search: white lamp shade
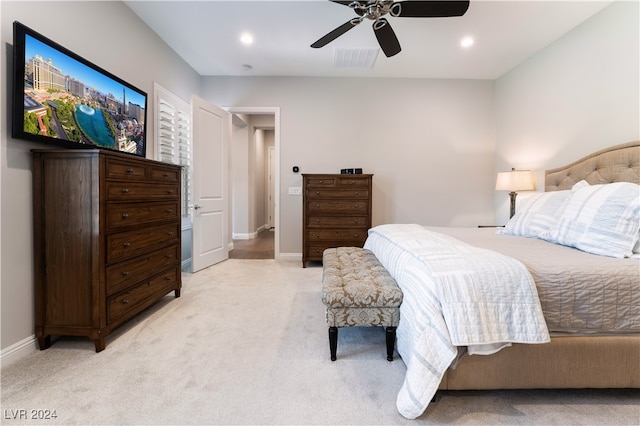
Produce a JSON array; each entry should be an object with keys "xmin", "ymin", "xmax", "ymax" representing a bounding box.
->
[{"xmin": 495, "ymin": 169, "xmax": 535, "ymax": 191}]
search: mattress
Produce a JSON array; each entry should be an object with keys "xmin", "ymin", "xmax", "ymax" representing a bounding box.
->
[{"xmin": 425, "ymin": 226, "xmax": 640, "ymax": 334}]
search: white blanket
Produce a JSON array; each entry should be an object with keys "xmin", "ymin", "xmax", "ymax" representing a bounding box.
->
[{"xmin": 363, "ymin": 224, "xmax": 550, "ymax": 419}]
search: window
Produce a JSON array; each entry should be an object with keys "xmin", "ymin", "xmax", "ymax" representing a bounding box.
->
[{"xmin": 154, "ymin": 83, "xmax": 192, "ymax": 216}]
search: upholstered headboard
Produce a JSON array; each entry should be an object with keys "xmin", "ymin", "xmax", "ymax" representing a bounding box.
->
[{"xmin": 545, "ymin": 141, "xmax": 640, "ymax": 191}]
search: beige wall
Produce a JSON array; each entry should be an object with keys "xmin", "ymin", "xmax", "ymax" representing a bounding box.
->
[
  {"xmin": 493, "ymin": 0, "xmax": 639, "ymax": 224},
  {"xmin": 201, "ymin": 77, "xmax": 497, "ymax": 255}
]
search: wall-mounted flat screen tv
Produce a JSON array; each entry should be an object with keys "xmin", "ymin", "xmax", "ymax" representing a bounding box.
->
[{"xmin": 12, "ymin": 21, "xmax": 147, "ymax": 157}]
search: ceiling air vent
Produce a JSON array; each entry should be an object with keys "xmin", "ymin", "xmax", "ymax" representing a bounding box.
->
[{"xmin": 334, "ymin": 48, "xmax": 379, "ymax": 69}]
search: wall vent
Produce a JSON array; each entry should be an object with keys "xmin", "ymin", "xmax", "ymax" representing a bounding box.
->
[{"xmin": 334, "ymin": 48, "xmax": 379, "ymax": 69}]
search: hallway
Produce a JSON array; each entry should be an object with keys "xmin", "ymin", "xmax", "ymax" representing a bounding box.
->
[{"xmin": 229, "ymin": 229, "xmax": 274, "ymax": 259}]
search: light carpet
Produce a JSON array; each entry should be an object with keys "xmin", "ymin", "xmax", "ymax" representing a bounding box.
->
[{"xmin": 1, "ymin": 259, "xmax": 638, "ymax": 425}]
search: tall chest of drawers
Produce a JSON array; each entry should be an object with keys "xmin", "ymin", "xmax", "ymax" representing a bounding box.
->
[
  {"xmin": 302, "ymin": 174, "xmax": 373, "ymax": 267},
  {"xmin": 32, "ymin": 149, "xmax": 182, "ymax": 352}
]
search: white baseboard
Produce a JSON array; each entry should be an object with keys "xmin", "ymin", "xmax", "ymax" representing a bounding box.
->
[
  {"xmin": 181, "ymin": 258, "xmax": 192, "ymax": 272},
  {"xmin": 1, "ymin": 335, "xmax": 38, "ymax": 368},
  {"xmin": 232, "ymin": 231, "xmax": 256, "ymax": 240},
  {"xmin": 233, "ymin": 224, "xmax": 269, "ymax": 240},
  {"xmin": 277, "ymin": 253, "xmax": 302, "ymax": 262}
]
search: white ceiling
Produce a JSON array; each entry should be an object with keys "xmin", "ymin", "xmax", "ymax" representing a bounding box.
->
[{"xmin": 125, "ymin": 0, "xmax": 612, "ymax": 79}]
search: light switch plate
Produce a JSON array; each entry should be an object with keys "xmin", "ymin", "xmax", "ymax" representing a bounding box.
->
[{"xmin": 288, "ymin": 187, "xmax": 302, "ymax": 195}]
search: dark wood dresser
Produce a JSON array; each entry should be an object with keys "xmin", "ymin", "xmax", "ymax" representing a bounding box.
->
[
  {"xmin": 302, "ymin": 174, "xmax": 373, "ymax": 267},
  {"xmin": 32, "ymin": 149, "xmax": 182, "ymax": 352}
]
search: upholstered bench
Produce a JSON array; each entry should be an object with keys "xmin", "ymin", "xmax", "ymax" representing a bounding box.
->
[{"xmin": 321, "ymin": 247, "xmax": 403, "ymax": 361}]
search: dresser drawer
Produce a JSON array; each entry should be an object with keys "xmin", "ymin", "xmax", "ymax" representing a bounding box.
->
[
  {"xmin": 307, "ymin": 229, "xmax": 368, "ymax": 242},
  {"xmin": 305, "ymin": 177, "xmax": 338, "ymax": 188},
  {"xmin": 107, "ymin": 223, "xmax": 180, "ymax": 263},
  {"xmin": 107, "ymin": 266, "xmax": 179, "ymax": 323},
  {"xmin": 106, "ymin": 201, "xmax": 179, "ymax": 229},
  {"xmin": 305, "ymin": 176, "xmax": 371, "ymax": 189},
  {"xmin": 106, "ymin": 246, "xmax": 179, "ymax": 295},
  {"xmin": 106, "ymin": 182, "xmax": 179, "ymax": 200},
  {"xmin": 305, "ymin": 189, "xmax": 369, "ymax": 199},
  {"xmin": 105, "ymin": 158, "xmax": 147, "ymax": 180},
  {"xmin": 307, "ymin": 216, "xmax": 369, "ymax": 228},
  {"xmin": 337, "ymin": 177, "xmax": 370, "ymax": 188},
  {"xmin": 307, "ymin": 200, "xmax": 369, "ymax": 214},
  {"xmin": 150, "ymin": 165, "xmax": 180, "ymax": 183},
  {"xmin": 307, "ymin": 240, "xmax": 366, "ymax": 259}
]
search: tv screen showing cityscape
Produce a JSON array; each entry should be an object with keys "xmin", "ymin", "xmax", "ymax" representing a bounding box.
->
[{"xmin": 12, "ymin": 21, "xmax": 147, "ymax": 157}]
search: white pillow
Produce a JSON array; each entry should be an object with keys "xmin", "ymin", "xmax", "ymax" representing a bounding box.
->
[
  {"xmin": 499, "ymin": 190, "xmax": 572, "ymax": 238},
  {"xmin": 545, "ymin": 182, "xmax": 640, "ymax": 258}
]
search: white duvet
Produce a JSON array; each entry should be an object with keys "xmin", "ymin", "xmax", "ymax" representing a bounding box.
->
[{"xmin": 363, "ymin": 224, "xmax": 550, "ymax": 419}]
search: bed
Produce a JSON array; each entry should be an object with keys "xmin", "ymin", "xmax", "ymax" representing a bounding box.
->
[{"xmin": 363, "ymin": 141, "xmax": 640, "ymax": 419}]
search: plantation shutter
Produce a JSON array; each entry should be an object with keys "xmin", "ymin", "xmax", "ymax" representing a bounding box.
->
[{"xmin": 154, "ymin": 83, "xmax": 192, "ymax": 216}]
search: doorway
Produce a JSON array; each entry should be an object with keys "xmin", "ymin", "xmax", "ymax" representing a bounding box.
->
[
  {"xmin": 227, "ymin": 107, "xmax": 280, "ymax": 260},
  {"xmin": 229, "ymin": 229, "xmax": 275, "ymax": 259}
]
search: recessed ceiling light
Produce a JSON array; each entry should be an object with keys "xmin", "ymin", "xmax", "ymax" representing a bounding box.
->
[
  {"xmin": 461, "ymin": 36, "xmax": 474, "ymax": 48},
  {"xmin": 240, "ymin": 33, "xmax": 253, "ymax": 45}
]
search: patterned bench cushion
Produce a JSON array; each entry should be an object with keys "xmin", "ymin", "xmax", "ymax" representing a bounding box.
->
[{"xmin": 322, "ymin": 247, "xmax": 402, "ymax": 309}]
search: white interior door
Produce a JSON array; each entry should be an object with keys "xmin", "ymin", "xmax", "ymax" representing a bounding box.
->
[{"xmin": 191, "ymin": 95, "xmax": 229, "ymax": 272}]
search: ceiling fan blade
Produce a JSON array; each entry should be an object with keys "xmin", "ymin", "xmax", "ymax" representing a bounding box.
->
[
  {"xmin": 391, "ymin": 1, "xmax": 470, "ymax": 18},
  {"xmin": 373, "ymin": 18, "xmax": 401, "ymax": 58},
  {"xmin": 311, "ymin": 19, "xmax": 361, "ymax": 48}
]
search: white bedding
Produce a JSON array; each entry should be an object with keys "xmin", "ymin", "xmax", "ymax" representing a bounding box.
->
[{"xmin": 363, "ymin": 224, "xmax": 550, "ymax": 419}]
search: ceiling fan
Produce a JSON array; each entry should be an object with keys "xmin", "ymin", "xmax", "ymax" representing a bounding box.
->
[{"xmin": 311, "ymin": 1, "xmax": 470, "ymax": 57}]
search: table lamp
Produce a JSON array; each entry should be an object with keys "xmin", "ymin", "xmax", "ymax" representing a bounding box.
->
[{"xmin": 496, "ymin": 168, "xmax": 535, "ymax": 218}]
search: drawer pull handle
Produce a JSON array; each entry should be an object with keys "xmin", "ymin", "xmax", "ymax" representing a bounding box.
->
[
  {"xmin": 354, "ymin": 204, "xmax": 359, "ymax": 208},
  {"xmin": 122, "ymin": 271, "xmax": 129, "ymax": 276},
  {"xmin": 166, "ymin": 254, "xmax": 172, "ymax": 258},
  {"xmin": 166, "ymin": 209, "xmax": 173, "ymax": 213},
  {"xmin": 167, "ymin": 232, "xmax": 174, "ymax": 236},
  {"xmin": 122, "ymin": 213, "xmax": 129, "ymax": 219},
  {"xmin": 350, "ymin": 180, "xmax": 355, "ymax": 184},
  {"xmin": 319, "ymin": 180, "xmax": 324, "ymax": 184},
  {"xmin": 316, "ymin": 191, "xmax": 320, "ymax": 195},
  {"xmin": 355, "ymin": 191, "xmax": 360, "ymax": 195},
  {"xmin": 126, "ymin": 168, "xmax": 134, "ymax": 174},
  {"xmin": 123, "ymin": 242, "xmax": 131, "ymax": 247},
  {"xmin": 165, "ymin": 276, "xmax": 172, "ymax": 281},
  {"xmin": 123, "ymin": 299, "xmax": 130, "ymax": 304},
  {"xmin": 316, "ymin": 204, "xmax": 320, "ymax": 207},
  {"xmin": 166, "ymin": 190, "xmax": 173, "ymax": 194},
  {"xmin": 163, "ymin": 173, "xmax": 169, "ymax": 178},
  {"xmin": 354, "ymin": 219, "xmax": 360, "ymax": 224},
  {"xmin": 122, "ymin": 188, "xmax": 130, "ymax": 194},
  {"xmin": 315, "ymin": 219, "xmax": 320, "ymax": 223}
]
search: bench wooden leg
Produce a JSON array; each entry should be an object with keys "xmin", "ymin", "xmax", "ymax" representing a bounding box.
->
[
  {"xmin": 386, "ymin": 326, "xmax": 397, "ymax": 361},
  {"xmin": 329, "ymin": 326, "xmax": 338, "ymax": 361}
]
